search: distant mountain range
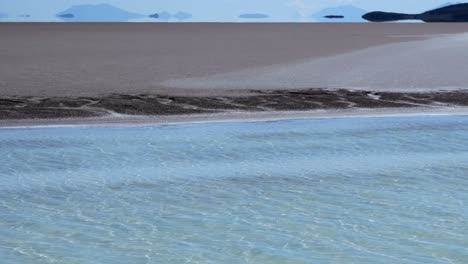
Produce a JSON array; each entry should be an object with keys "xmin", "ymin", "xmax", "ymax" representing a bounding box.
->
[
  {"xmin": 363, "ymin": 2, "xmax": 468, "ymax": 22},
  {"xmin": 2, "ymin": 2, "xmax": 461, "ymax": 23},
  {"xmin": 153, "ymin": 11, "xmax": 193, "ymax": 21},
  {"xmin": 56, "ymin": 4, "xmax": 193, "ymax": 22},
  {"xmin": 54, "ymin": 3, "xmax": 367, "ymax": 23},
  {"xmin": 0, "ymin": 12, "xmax": 33, "ymax": 20},
  {"xmin": 312, "ymin": 5, "xmax": 367, "ymax": 22},
  {"xmin": 56, "ymin": 4, "xmax": 144, "ymax": 22}
]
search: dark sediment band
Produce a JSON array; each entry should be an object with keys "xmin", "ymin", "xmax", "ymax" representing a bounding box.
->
[{"xmin": 1, "ymin": 89, "xmax": 468, "ymax": 120}]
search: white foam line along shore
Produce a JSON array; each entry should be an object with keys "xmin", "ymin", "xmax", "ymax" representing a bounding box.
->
[{"xmin": 2, "ymin": 107, "xmax": 468, "ymax": 129}]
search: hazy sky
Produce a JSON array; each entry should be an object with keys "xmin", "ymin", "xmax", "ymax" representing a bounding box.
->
[{"xmin": 0, "ymin": 0, "xmax": 464, "ymax": 22}]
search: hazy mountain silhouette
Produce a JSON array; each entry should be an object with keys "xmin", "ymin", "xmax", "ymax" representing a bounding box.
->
[
  {"xmin": 239, "ymin": 13, "xmax": 269, "ymax": 19},
  {"xmin": 157, "ymin": 12, "xmax": 171, "ymax": 21},
  {"xmin": 312, "ymin": 5, "xmax": 367, "ymax": 22},
  {"xmin": 57, "ymin": 13, "xmax": 74, "ymax": 19},
  {"xmin": 56, "ymin": 4, "xmax": 144, "ymax": 22},
  {"xmin": 0, "ymin": 12, "xmax": 7, "ymax": 20},
  {"xmin": 173, "ymin": 12, "xmax": 193, "ymax": 20},
  {"xmin": 149, "ymin": 11, "xmax": 192, "ymax": 21},
  {"xmin": 436, "ymin": 2, "xmax": 464, "ymax": 8},
  {"xmin": 363, "ymin": 3, "xmax": 468, "ymax": 22}
]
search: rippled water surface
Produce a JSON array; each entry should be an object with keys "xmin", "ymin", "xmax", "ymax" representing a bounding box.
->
[{"xmin": 1, "ymin": 116, "xmax": 468, "ymax": 263}]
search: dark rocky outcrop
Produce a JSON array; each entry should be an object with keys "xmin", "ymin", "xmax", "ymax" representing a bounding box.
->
[
  {"xmin": 313, "ymin": 5, "xmax": 366, "ymax": 22},
  {"xmin": 324, "ymin": 15, "xmax": 344, "ymax": 19},
  {"xmin": 363, "ymin": 3, "xmax": 468, "ymax": 22}
]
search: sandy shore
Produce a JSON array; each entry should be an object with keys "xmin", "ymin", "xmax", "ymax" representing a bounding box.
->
[
  {"xmin": 2, "ymin": 23, "xmax": 468, "ymax": 125},
  {"xmin": 2, "ymin": 23, "xmax": 468, "ymax": 97}
]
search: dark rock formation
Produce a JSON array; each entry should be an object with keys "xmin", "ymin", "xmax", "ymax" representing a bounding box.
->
[
  {"xmin": 313, "ymin": 5, "xmax": 366, "ymax": 22},
  {"xmin": 363, "ymin": 3, "xmax": 468, "ymax": 22},
  {"xmin": 324, "ymin": 15, "xmax": 345, "ymax": 19}
]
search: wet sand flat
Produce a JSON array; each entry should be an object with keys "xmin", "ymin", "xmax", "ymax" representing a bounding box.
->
[
  {"xmin": 167, "ymin": 31, "xmax": 468, "ymax": 92},
  {"xmin": 2, "ymin": 88, "xmax": 468, "ymax": 120},
  {"xmin": 3, "ymin": 23, "xmax": 468, "ymax": 97}
]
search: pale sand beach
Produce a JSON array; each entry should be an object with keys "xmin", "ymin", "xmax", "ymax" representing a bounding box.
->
[{"xmin": 2, "ymin": 23, "xmax": 468, "ymax": 123}]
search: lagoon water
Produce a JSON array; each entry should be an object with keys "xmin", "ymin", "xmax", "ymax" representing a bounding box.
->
[{"xmin": 1, "ymin": 116, "xmax": 468, "ymax": 263}]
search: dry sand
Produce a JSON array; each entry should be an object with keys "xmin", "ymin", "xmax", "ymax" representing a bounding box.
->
[{"xmin": 2, "ymin": 23, "xmax": 468, "ymax": 97}]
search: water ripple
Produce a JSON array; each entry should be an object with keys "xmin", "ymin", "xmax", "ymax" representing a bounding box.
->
[{"xmin": 1, "ymin": 116, "xmax": 467, "ymax": 263}]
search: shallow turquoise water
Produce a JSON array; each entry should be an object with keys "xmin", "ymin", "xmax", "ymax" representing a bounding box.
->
[{"xmin": 1, "ymin": 116, "xmax": 468, "ymax": 264}]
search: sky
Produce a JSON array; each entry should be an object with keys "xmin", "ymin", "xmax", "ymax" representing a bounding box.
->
[{"xmin": 0, "ymin": 0, "xmax": 464, "ymax": 22}]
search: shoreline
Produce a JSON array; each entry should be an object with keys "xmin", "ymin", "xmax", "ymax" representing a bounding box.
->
[
  {"xmin": 2, "ymin": 106, "xmax": 468, "ymax": 129},
  {"xmin": 3, "ymin": 24, "xmax": 468, "ymax": 128},
  {"xmin": 2, "ymin": 88, "xmax": 468, "ymax": 120},
  {"xmin": 3, "ymin": 88, "xmax": 468, "ymax": 128}
]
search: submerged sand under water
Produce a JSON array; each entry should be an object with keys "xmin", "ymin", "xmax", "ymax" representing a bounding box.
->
[{"xmin": 2, "ymin": 116, "xmax": 468, "ymax": 263}]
